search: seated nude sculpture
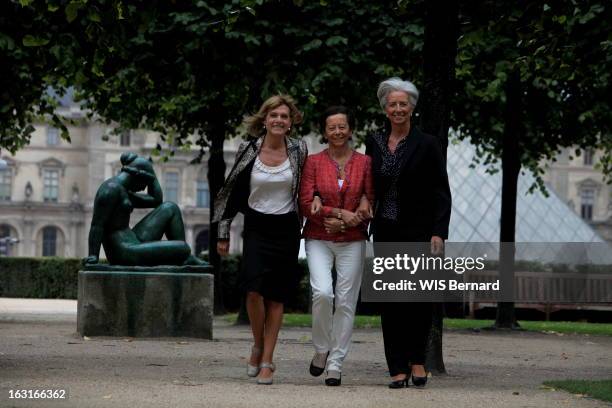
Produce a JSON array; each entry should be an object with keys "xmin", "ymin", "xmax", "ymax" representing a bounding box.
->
[{"xmin": 83, "ymin": 152, "xmax": 206, "ymax": 266}]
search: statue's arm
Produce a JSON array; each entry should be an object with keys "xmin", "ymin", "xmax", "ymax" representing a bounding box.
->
[
  {"xmin": 128, "ymin": 178, "xmax": 163, "ymax": 208},
  {"xmin": 84, "ymin": 189, "xmax": 117, "ymax": 264}
]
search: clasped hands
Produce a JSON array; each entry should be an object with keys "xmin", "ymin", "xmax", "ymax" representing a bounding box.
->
[{"xmin": 311, "ymin": 196, "xmax": 373, "ymax": 234}]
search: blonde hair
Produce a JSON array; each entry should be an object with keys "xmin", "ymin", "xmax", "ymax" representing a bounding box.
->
[{"xmin": 244, "ymin": 94, "xmax": 303, "ymax": 137}]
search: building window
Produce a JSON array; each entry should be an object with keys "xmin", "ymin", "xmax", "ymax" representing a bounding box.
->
[
  {"xmin": 0, "ymin": 168, "xmax": 11, "ymax": 201},
  {"xmin": 43, "ymin": 169, "xmax": 60, "ymax": 202},
  {"xmin": 196, "ymin": 180, "xmax": 210, "ymax": 208},
  {"xmin": 164, "ymin": 171, "xmax": 179, "ymax": 203},
  {"xmin": 42, "ymin": 226, "xmax": 57, "ymax": 256},
  {"xmin": 47, "ymin": 127, "xmax": 60, "ymax": 146},
  {"xmin": 583, "ymin": 148, "xmax": 594, "ymax": 166},
  {"xmin": 580, "ymin": 188, "xmax": 595, "ymax": 220},
  {"xmin": 195, "ymin": 229, "xmax": 209, "ymax": 255},
  {"xmin": 120, "ymin": 130, "xmax": 131, "ymax": 146}
]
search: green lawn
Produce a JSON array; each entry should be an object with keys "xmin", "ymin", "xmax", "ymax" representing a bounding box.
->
[
  {"xmin": 543, "ymin": 380, "xmax": 612, "ymax": 403},
  {"xmin": 222, "ymin": 313, "xmax": 612, "ymax": 336}
]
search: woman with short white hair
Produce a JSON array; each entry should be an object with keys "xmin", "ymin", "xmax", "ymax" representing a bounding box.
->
[{"xmin": 366, "ymin": 77, "xmax": 452, "ymax": 388}]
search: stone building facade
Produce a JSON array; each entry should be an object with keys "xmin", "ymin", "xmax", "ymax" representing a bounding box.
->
[
  {"xmin": 0, "ymin": 106, "xmax": 241, "ymax": 259},
  {"xmin": 542, "ymin": 147, "xmax": 612, "ymax": 244}
]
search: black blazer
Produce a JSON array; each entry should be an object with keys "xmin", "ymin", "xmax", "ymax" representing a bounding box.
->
[{"xmin": 365, "ymin": 127, "xmax": 452, "ymax": 241}]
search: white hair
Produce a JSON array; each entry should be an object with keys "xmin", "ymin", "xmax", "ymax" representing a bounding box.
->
[{"xmin": 377, "ymin": 77, "xmax": 419, "ymax": 110}]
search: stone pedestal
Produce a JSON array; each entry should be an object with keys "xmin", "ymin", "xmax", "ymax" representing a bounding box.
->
[{"xmin": 77, "ymin": 266, "xmax": 213, "ymax": 339}]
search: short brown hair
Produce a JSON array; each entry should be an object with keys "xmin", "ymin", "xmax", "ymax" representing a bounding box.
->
[{"xmin": 244, "ymin": 94, "xmax": 303, "ymax": 137}]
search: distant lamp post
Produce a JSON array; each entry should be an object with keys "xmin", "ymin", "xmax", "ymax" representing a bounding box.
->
[{"xmin": 0, "ymin": 236, "xmax": 20, "ymax": 256}]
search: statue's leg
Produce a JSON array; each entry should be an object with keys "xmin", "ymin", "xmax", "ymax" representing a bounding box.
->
[
  {"xmin": 133, "ymin": 202, "xmax": 186, "ymax": 242},
  {"xmin": 124, "ymin": 241, "xmax": 191, "ymax": 266},
  {"xmin": 105, "ymin": 232, "xmax": 191, "ymax": 266}
]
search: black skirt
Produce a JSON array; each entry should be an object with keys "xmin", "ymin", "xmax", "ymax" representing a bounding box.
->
[{"xmin": 240, "ymin": 207, "xmax": 301, "ymax": 304}]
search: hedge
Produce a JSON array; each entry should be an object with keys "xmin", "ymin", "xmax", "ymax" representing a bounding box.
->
[
  {"xmin": 0, "ymin": 256, "xmax": 312, "ymax": 312},
  {"xmin": 0, "ymin": 257, "xmax": 81, "ymax": 299}
]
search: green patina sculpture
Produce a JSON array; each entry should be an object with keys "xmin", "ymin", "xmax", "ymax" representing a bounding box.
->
[{"xmin": 83, "ymin": 152, "xmax": 207, "ymax": 267}]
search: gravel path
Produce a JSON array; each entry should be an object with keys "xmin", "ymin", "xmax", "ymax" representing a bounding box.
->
[{"xmin": 0, "ymin": 299, "xmax": 610, "ymax": 407}]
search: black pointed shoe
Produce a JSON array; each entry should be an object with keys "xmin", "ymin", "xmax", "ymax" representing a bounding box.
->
[
  {"xmin": 309, "ymin": 351, "xmax": 329, "ymax": 377},
  {"xmin": 411, "ymin": 374, "xmax": 428, "ymax": 388},
  {"xmin": 325, "ymin": 370, "xmax": 341, "ymax": 386},
  {"xmin": 388, "ymin": 377, "xmax": 409, "ymax": 389}
]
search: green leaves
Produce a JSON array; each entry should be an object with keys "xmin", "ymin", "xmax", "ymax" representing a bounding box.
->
[
  {"xmin": 22, "ymin": 35, "xmax": 50, "ymax": 47},
  {"xmin": 0, "ymin": 34, "xmax": 15, "ymax": 50},
  {"xmin": 325, "ymin": 35, "xmax": 347, "ymax": 46},
  {"xmin": 65, "ymin": 1, "xmax": 87, "ymax": 23},
  {"xmin": 302, "ymin": 38, "xmax": 322, "ymax": 51}
]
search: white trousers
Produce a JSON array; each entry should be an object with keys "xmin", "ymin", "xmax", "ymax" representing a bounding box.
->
[{"xmin": 305, "ymin": 239, "xmax": 365, "ymax": 372}]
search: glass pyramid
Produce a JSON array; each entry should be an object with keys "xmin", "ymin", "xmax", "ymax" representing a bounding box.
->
[
  {"xmin": 446, "ymin": 139, "xmax": 612, "ymax": 264},
  {"xmin": 447, "ymin": 138, "xmax": 606, "ymax": 243}
]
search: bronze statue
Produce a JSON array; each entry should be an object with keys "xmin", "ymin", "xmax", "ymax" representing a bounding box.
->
[{"xmin": 83, "ymin": 152, "xmax": 206, "ymax": 266}]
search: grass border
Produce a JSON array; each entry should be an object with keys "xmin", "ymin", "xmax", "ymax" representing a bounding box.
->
[
  {"xmin": 221, "ymin": 313, "xmax": 612, "ymax": 336},
  {"xmin": 543, "ymin": 379, "xmax": 612, "ymax": 403}
]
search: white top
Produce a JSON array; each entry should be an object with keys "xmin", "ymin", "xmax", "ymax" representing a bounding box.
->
[
  {"xmin": 248, "ymin": 156, "xmax": 294, "ymax": 214},
  {"xmin": 338, "ymin": 179, "xmax": 344, "ymax": 189}
]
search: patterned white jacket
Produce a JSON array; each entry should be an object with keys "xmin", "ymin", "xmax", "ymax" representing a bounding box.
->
[{"xmin": 212, "ymin": 136, "xmax": 308, "ymax": 240}]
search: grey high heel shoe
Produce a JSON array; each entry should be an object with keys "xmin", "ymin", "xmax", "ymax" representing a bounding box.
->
[
  {"xmin": 247, "ymin": 346, "xmax": 262, "ymax": 377},
  {"xmin": 256, "ymin": 362, "xmax": 276, "ymax": 385}
]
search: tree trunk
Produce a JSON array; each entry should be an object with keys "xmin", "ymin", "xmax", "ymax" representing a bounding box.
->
[
  {"xmin": 495, "ymin": 70, "xmax": 522, "ymax": 329},
  {"xmin": 419, "ymin": 0, "xmax": 458, "ymax": 375},
  {"xmin": 208, "ymin": 112, "xmax": 227, "ymax": 315}
]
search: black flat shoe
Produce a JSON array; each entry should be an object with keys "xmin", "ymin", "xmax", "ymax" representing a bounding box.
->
[
  {"xmin": 411, "ymin": 374, "xmax": 428, "ymax": 388},
  {"xmin": 388, "ymin": 378, "xmax": 409, "ymax": 389},
  {"xmin": 325, "ymin": 371, "xmax": 341, "ymax": 386},
  {"xmin": 309, "ymin": 352, "xmax": 329, "ymax": 377}
]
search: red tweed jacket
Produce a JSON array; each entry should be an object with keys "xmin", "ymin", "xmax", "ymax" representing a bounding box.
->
[{"xmin": 300, "ymin": 149, "xmax": 375, "ymax": 242}]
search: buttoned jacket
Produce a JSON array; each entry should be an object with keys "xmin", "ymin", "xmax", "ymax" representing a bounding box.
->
[
  {"xmin": 213, "ymin": 136, "xmax": 308, "ymax": 240},
  {"xmin": 365, "ymin": 127, "xmax": 451, "ymax": 240},
  {"xmin": 299, "ymin": 150, "xmax": 375, "ymax": 242}
]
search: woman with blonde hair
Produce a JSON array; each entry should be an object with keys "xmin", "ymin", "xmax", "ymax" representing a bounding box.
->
[{"xmin": 213, "ymin": 94, "xmax": 308, "ymax": 385}]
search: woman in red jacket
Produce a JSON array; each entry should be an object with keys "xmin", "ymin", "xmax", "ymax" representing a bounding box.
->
[{"xmin": 299, "ymin": 106, "xmax": 374, "ymax": 386}]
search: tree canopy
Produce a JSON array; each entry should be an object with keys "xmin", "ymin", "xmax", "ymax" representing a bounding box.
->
[
  {"xmin": 453, "ymin": 0, "xmax": 612, "ymax": 187},
  {"xmin": 1, "ymin": 0, "xmax": 427, "ymax": 157}
]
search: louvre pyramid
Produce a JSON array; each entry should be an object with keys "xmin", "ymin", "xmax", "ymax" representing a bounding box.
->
[
  {"xmin": 445, "ymin": 138, "xmax": 612, "ymax": 265},
  {"xmin": 447, "ymin": 138, "xmax": 606, "ymax": 243}
]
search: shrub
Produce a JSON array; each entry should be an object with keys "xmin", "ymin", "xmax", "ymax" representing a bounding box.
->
[{"xmin": 0, "ymin": 257, "xmax": 81, "ymax": 299}]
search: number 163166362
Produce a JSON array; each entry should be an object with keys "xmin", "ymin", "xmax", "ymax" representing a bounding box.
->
[{"xmin": 8, "ymin": 389, "xmax": 68, "ymax": 399}]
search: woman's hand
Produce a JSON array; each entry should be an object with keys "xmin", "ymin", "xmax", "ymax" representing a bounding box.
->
[
  {"xmin": 217, "ymin": 240, "xmax": 230, "ymax": 256},
  {"xmin": 311, "ymin": 196, "xmax": 322, "ymax": 215},
  {"xmin": 430, "ymin": 236, "xmax": 444, "ymax": 256},
  {"xmin": 341, "ymin": 209, "xmax": 363, "ymax": 228},
  {"xmin": 356, "ymin": 196, "xmax": 373, "ymax": 220},
  {"xmin": 323, "ymin": 217, "xmax": 345, "ymax": 234}
]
